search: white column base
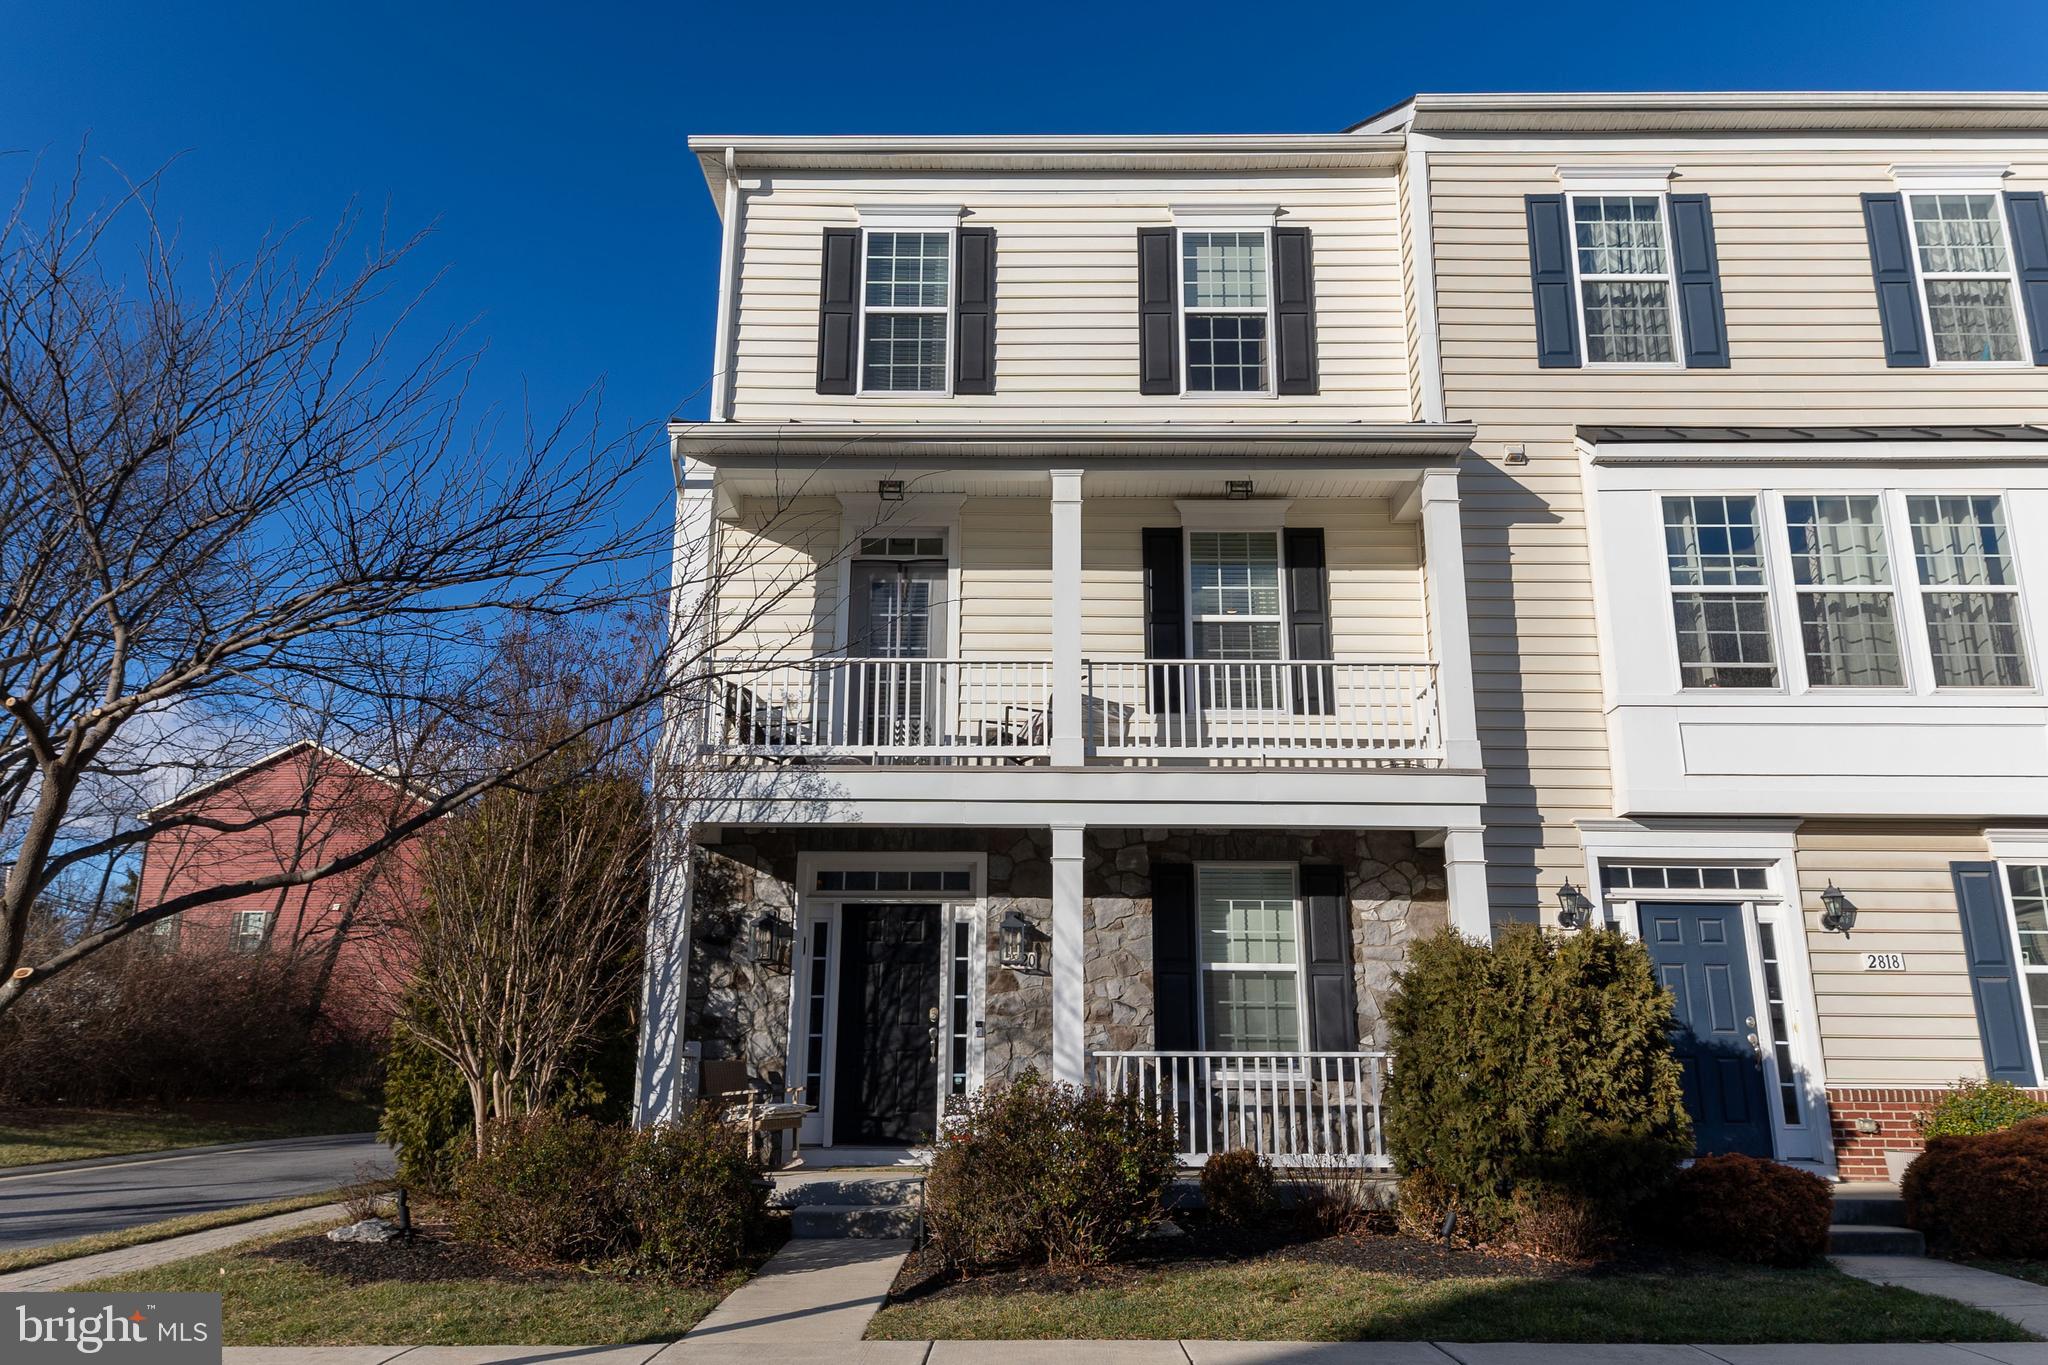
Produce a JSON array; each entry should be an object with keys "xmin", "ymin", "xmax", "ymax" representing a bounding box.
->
[{"xmin": 1051, "ymin": 823, "xmax": 1086, "ymax": 1086}]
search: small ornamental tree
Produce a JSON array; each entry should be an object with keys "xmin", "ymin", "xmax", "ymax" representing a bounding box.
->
[{"xmin": 1383, "ymin": 926, "xmax": 1691, "ymax": 1242}]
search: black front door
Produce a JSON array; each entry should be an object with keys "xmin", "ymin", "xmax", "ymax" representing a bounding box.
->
[
  {"xmin": 1640, "ymin": 901, "xmax": 1774, "ymax": 1158},
  {"xmin": 833, "ymin": 904, "xmax": 942, "ymax": 1144}
]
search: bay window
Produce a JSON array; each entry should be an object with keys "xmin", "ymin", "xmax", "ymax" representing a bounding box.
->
[
  {"xmin": 1664, "ymin": 494, "xmax": 1777, "ymax": 688},
  {"xmin": 1197, "ymin": 866, "xmax": 1301, "ymax": 1052},
  {"xmin": 1784, "ymin": 495, "xmax": 1904, "ymax": 687}
]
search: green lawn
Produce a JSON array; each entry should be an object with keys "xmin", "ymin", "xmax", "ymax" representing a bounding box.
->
[
  {"xmin": 78, "ymin": 1221, "xmax": 745, "ymax": 1347},
  {"xmin": 0, "ymin": 1099, "xmax": 379, "ymax": 1168},
  {"xmin": 868, "ymin": 1259, "xmax": 2034, "ymax": 1343}
]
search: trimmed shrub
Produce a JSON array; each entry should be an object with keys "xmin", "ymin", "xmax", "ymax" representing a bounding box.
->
[
  {"xmin": 1655, "ymin": 1154, "xmax": 1832, "ymax": 1266},
  {"xmin": 1918, "ymin": 1078, "xmax": 2048, "ymax": 1139},
  {"xmin": 1904, "ymin": 1117, "xmax": 2048, "ymax": 1257},
  {"xmin": 618, "ymin": 1108, "xmax": 770, "ymax": 1283},
  {"xmin": 454, "ymin": 1113, "xmax": 631, "ymax": 1262},
  {"xmin": 1200, "ymin": 1148, "xmax": 1277, "ymax": 1227},
  {"xmin": 1384, "ymin": 926, "xmax": 1692, "ymax": 1244},
  {"xmin": 924, "ymin": 1070, "xmax": 1177, "ymax": 1270}
]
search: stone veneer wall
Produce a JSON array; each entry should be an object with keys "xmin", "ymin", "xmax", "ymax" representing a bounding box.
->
[{"xmin": 686, "ymin": 827, "xmax": 1448, "ymax": 1095}]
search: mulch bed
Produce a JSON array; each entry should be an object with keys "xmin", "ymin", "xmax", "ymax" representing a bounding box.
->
[
  {"xmin": 886, "ymin": 1210, "xmax": 1608, "ymax": 1304},
  {"xmin": 261, "ymin": 1221, "xmax": 583, "ymax": 1286}
]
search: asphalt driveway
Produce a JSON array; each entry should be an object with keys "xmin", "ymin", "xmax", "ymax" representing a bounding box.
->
[{"xmin": 0, "ymin": 1131, "xmax": 392, "ymax": 1252}]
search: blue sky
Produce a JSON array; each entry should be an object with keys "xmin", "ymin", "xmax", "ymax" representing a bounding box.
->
[{"xmin": 7, "ymin": 0, "xmax": 2048, "ymax": 526}]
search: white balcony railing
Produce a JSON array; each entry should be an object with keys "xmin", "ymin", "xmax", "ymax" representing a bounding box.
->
[
  {"xmin": 709, "ymin": 656, "xmax": 1054, "ymax": 761},
  {"xmin": 1083, "ymin": 659, "xmax": 1440, "ymax": 762},
  {"xmin": 1092, "ymin": 1049, "xmax": 1391, "ymax": 1169}
]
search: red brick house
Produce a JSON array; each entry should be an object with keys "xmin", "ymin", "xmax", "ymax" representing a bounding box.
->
[{"xmin": 136, "ymin": 741, "xmax": 430, "ymax": 1040}]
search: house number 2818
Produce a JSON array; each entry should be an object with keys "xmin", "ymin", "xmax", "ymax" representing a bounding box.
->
[{"xmin": 1863, "ymin": 952, "xmax": 1906, "ymax": 972}]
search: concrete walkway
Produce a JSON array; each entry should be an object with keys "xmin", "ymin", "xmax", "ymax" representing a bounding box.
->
[
  {"xmin": 0, "ymin": 1201, "xmax": 346, "ymax": 1291},
  {"xmin": 1837, "ymin": 1255, "xmax": 2048, "ymax": 1338},
  {"xmin": 666, "ymin": 1236, "xmax": 914, "ymax": 1350},
  {"xmin": 214, "ymin": 1345, "xmax": 2048, "ymax": 1363}
]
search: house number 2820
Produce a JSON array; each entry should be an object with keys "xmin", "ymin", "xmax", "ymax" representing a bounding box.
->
[{"xmin": 1862, "ymin": 952, "xmax": 1906, "ymax": 972}]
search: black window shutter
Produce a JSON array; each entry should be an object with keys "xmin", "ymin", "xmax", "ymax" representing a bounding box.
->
[
  {"xmin": 1151, "ymin": 862, "xmax": 1199, "ymax": 1049},
  {"xmin": 1138, "ymin": 227, "xmax": 1180, "ymax": 394},
  {"xmin": 1283, "ymin": 526, "xmax": 1335, "ymax": 715},
  {"xmin": 954, "ymin": 227, "xmax": 997, "ymax": 392},
  {"xmin": 2004, "ymin": 193, "xmax": 2048, "ymax": 367},
  {"xmin": 816, "ymin": 227, "xmax": 861, "ymax": 394},
  {"xmin": 1524, "ymin": 195, "xmax": 1582, "ymax": 369},
  {"xmin": 1301, "ymin": 864, "xmax": 1358, "ymax": 1052},
  {"xmin": 1952, "ymin": 862, "xmax": 2039, "ymax": 1085},
  {"xmin": 1861, "ymin": 193, "xmax": 1931, "ymax": 368},
  {"xmin": 1273, "ymin": 225, "xmax": 1319, "ymax": 394},
  {"xmin": 1142, "ymin": 527, "xmax": 1187, "ymax": 714},
  {"xmin": 1668, "ymin": 194, "xmax": 1731, "ymax": 369}
]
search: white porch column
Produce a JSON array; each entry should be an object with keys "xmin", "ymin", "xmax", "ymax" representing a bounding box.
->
[
  {"xmin": 635, "ymin": 452, "xmax": 718, "ymax": 1125},
  {"xmin": 1444, "ymin": 826, "xmax": 1492, "ymax": 942},
  {"xmin": 1051, "ymin": 822, "xmax": 1087, "ymax": 1087},
  {"xmin": 1050, "ymin": 469, "xmax": 1086, "ymax": 767},
  {"xmin": 1417, "ymin": 466, "xmax": 1483, "ymax": 770}
]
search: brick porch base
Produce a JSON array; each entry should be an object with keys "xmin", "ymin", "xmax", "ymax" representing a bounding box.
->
[{"xmin": 1826, "ymin": 1085, "xmax": 2048, "ymax": 1180}]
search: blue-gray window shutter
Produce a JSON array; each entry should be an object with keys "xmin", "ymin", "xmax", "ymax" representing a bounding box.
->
[
  {"xmin": 954, "ymin": 227, "xmax": 997, "ymax": 393},
  {"xmin": 2003, "ymin": 192, "xmax": 2048, "ymax": 367},
  {"xmin": 816, "ymin": 227, "xmax": 860, "ymax": 394},
  {"xmin": 1273, "ymin": 225, "xmax": 1319, "ymax": 394},
  {"xmin": 1142, "ymin": 527, "xmax": 1186, "ymax": 715},
  {"xmin": 1668, "ymin": 194, "xmax": 1730, "ymax": 369},
  {"xmin": 1302, "ymin": 863, "xmax": 1358, "ymax": 1051},
  {"xmin": 1151, "ymin": 862, "xmax": 1199, "ymax": 1049},
  {"xmin": 1524, "ymin": 195, "xmax": 1581, "ymax": 368},
  {"xmin": 1952, "ymin": 862, "xmax": 2039, "ymax": 1085},
  {"xmin": 1283, "ymin": 527, "xmax": 1334, "ymax": 715},
  {"xmin": 1138, "ymin": 227, "xmax": 1180, "ymax": 394},
  {"xmin": 1861, "ymin": 193, "xmax": 1930, "ymax": 368}
]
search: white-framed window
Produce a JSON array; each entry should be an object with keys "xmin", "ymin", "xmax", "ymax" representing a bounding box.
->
[
  {"xmin": 1783, "ymin": 495, "xmax": 1905, "ymax": 688},
  {"xmin": 1999, "ymin": 863, "xmax": 2048, "ymax": 1071},
  {"xmin": 1196, "ymin": 865, "xmax": 1302, "ymax": 1052},
  {"xmin": 230, "ymin": 910, "xmax": 269, "ymax": 954},
  {"xmin": 1568, "ymin": 193, "xmax": 1680, "ymax": 366},
  {"xmin": 1906, "ymin": 494, "xmax": 2032, "ymax": 687},
  {"xmin": 1187, "ymin": 529, "xmax": 1285, "ymax": 706},
  {"xmin": 1179, "ymin": 229, "xmax": 1272, "ymax": 394},
  {"xmin": 1904, "ymin": 193, "xmax": 2031, "ymax": 365},
  {"xmin": 1663, "ymin": 494, "xmax": 1777, "ymax": 688},
  {"xmin": 860, "ymin": 229, "xmax": 952, "ymax": 393}
]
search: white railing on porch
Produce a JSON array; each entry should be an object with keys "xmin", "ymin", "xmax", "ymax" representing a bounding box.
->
[
  {"xmin": 708, "ymin": 656, "xmax": 1054, "ymax": 760},
  {"xmin": 1091, "ymin": 1050, "xmax": 1391, "ymax": 1169},
  {"xmin": 1083, "ymin": 660, "xmax": 1440, "ymax": 762}
]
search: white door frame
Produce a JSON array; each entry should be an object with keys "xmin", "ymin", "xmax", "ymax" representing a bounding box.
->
[{"xmin": 789, "ymin": 851, "xmax": 987, "ymax": 1148}]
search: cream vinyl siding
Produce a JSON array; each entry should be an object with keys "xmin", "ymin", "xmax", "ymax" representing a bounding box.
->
[
  {"xmin": 959, "ymin": 498, "xmax": 1053, "ymax": 657},
  {"xmin": 727, "ymin": 170, "xmax": 1411, "ymax": 421},
  {"xmin": 1795, "ymin": 822, "xmax": 1990, "ymax": 1086},
  {"xmin": 715, "ymin": 497, "xmax": 840, "ymax": 658},
  {"xmin": 1425, "ymin": 142, "xmax": 2048, "ymax": 918}
]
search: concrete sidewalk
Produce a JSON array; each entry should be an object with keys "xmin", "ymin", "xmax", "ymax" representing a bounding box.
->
[
  {"xmin": 0, "ymin": 1202, "xmax": 347, "ymax": 1291},
  {"xmin": 214, "ymin": 1344, "xmax": 2048, "ymax": 1363},
  {"xmin": 1835, "ymin": 1256, "xmax": 2048, "ymax": 1339}
]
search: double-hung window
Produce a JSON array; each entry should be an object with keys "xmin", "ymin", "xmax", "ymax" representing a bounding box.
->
[
  {"xmin": 1197, "ymin": 866, "xmax": 1301, "ymax": 1052},
  {"xmin": 230, "ymin": 910, "xmax": 269, "ymax": 954},
  {"xmin": 1908, "ymin": 494, "xmax": 2032, "ymax": 687},
  {"xmin": 2000, "ymin": 864, "xmax": 2048, "ymax": 1067},
  {"xmin": 1784, "ymin": 495, "xmax": 1904, "ymax": 687},
  {"xmin": 1188, "ymin": 530, "xmax": 1284, "ymax": 706},
  {"xmin": 1905, "ymin": 193, "xmax": 2030, "ymax": 364},
  {"xmin": 1664, "ymin": 495, "xmax": 1777, "ymax": 688},
  {"xmin": 1570, "ymin": 194, "xmax": 1679, "ymax": 365},
  {"xmin": 1180, "ymin": 230, "xmax": 1271, "ymax": 393},
  {"xmin": 861, "ymin": 230, "xmax": 951, "ymax": 392}
]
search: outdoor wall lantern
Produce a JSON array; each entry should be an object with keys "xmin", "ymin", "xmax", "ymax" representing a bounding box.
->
[
  {"xmin": 1555, "ymin": 879, "xmax": 1596, "ymax": 931},
  {"xmin": 1225, "ymin": 479, "xmax": 1255, "ymax": 500},
  {"xmin": 750, "ymin": 911, "xmax": 794, "ymax": 973},
  {"xmin": 878, "ymin": 479, "xmax": 906, "ymax": 502},
  {"xmin": 1818, "ymin": 882, "xmax": 1857, "ymax": 936},
  {"xmin": 998, "ymin": 910, "xmax": 1049, "ymax": 974}
]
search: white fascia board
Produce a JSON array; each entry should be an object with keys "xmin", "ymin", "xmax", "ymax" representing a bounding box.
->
[{"xmin": 1404, "ymin": 90, "xmax": 2048, "ymax": 133}]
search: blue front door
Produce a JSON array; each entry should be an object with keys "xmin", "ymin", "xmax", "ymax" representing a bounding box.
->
[{"xmin": 1639, "ymin": 901, "xmax": 1774, "ymax": 1158}]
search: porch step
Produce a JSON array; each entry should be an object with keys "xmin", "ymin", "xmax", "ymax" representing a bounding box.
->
[
  {"xmin": 1832, "ymin": 1194, "xmax": 1908, "ymax": 1227},
  {"xmin": 767, "ymin": 1174, "xmax": 926, "ymax": 1210},
  {"xmin": 790, "ymin": 1201, "xmax": 921, "ymax": 1239},
  {"xmin": 1827, "ymin": 1223, "xmax": 1926, "ymax": 1256}
]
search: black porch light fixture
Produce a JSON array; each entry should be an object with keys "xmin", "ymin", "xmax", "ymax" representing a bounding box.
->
[
  {"xmin": 750, "ymin": 911, "xmax": 794, "ymax": 973},
  {"xmin": 878, "ymin": 479, "xmax": 906, "ymax": 502},
  {"xmin": 998, "ymin": 910, "xmax": 1048, "ymax": 974},
  {"xmin": 1555, "ymin": 879, "xmax": 1596, "ymax": 931},
  {"xmin": 1225, "ymin": 479, "xmax": 1255, "ymax": 500},
  {"xmin": 1818, "ymin": 882, "xmax": 1857, "ymax": 936}
]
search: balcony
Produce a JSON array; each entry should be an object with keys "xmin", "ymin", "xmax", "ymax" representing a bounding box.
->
[{"xmin": 707, "ymin": 656, "xmax": 1443, "ymax": 767}]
